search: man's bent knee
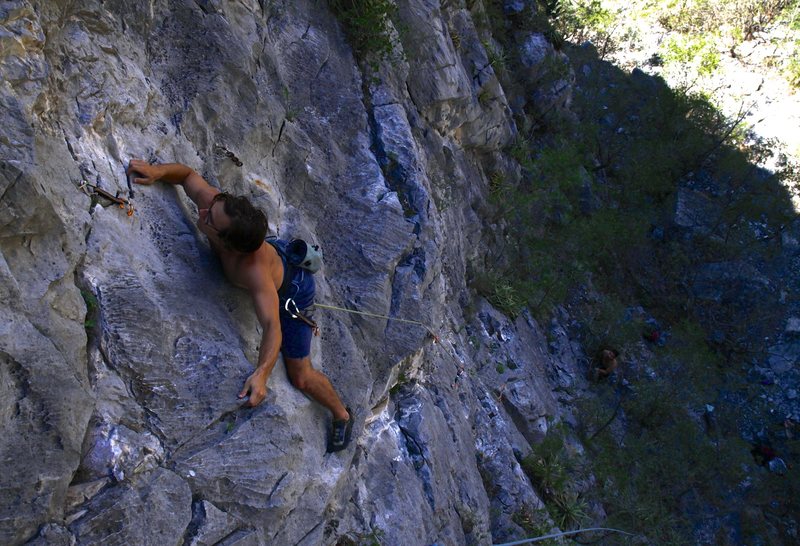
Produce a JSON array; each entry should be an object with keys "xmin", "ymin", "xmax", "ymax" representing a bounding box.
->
[
  {"xmin": 290, "ymin": 372, "xmax": 312, "ymax": 391},
  {"xmin": 286, "ymin": 356, "xmax": 313, "ymax": 391}
]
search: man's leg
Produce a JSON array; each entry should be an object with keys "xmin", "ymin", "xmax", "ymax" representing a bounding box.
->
[{"xmin": 285, "ymin": 356, "xmax": 349, "ymax": 421}]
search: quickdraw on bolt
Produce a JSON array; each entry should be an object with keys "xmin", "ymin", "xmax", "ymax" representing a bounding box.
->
[
  {"xmin": 215, "ymin": 145, "xmax": 243, "ymax": 167},
  {"xmin": 79, "ymin": 180, "xmax": 135, "ymax": 216}
]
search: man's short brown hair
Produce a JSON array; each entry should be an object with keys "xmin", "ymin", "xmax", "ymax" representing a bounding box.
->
[{"xmin": 212, "ymin": 193, "xmax": 268, "ymax": 253}]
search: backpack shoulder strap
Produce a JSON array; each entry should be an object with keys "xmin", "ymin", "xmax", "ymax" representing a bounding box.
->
[{"xmin": 265, "ymin": 238, "xmax": 293, "ymax": 299}]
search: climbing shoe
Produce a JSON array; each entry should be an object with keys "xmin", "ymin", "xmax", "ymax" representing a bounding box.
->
[{"xmin": 328, "ymin": 407, "xmax": 353, "ymax": 453}]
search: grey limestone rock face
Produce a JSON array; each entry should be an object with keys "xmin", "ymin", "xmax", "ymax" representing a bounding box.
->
[
  {"xmin": 519, "ymin": 33, "xmax": 553, "ymax": 70},
  {"xmin": 1, "ymin": 3, "xmax": 94, "ymax": 542},
  {"xmin": 517, "ymin": 32, "xmax": 574, "ymax": 114},
  {"xmin": 674, "ymin": 187, "xmax": 720, "ymax": 234},
  {"xmin": 396, "ymin": 1, "xmax": 516, "ymax": 151},
  {"xmin": 67, "ymin": 468, "xmax": 192, "ymax": 545},
  {"xmin": 185, "ymin": 500, "xmax": 246, "ymax": 546},
  {"xmin": 24, "ymin": 523, "xmax": 75, "ymax": 546},
  {"xmin": 1, "ymin": 1, "xmax": 583, "ymax": 545}
]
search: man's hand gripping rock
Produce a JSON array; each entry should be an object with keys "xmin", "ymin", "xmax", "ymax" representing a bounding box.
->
[{"xmin": 238, "ymin": 369, "xmax": 269, "ymax": 407}]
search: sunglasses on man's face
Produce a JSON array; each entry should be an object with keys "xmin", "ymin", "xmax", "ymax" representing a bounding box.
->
[{"xmin": 205, "ymin": 200, "xmax": 220, "ymax": 231}]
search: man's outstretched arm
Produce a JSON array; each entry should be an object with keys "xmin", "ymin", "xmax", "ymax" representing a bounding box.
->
[
  {"xmin": 127, "ymin": 160, "xmax": 218, "ymax": 208},
  {"xmin": 238, "ymin": 285, "xmax": 283, "ymax": 407}
]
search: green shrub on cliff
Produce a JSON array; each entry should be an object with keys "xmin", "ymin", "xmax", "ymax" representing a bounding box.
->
[
  {"xmin": 660, "ymin": 34, "xmax": 720, "ymax": 77},
  {"xmin": 329, "ymin": 0, "xmax": 397, "ymax": 59},
  {"xmin": 786, "ymin": 41, "xmax": 800, "ymax": 87},
  {"xmin": 658, "ymin": 0, "xmax": 797, "ymax": 40},
  {"xmin": 521, "ymin": 426, "xmax": 589, "ymax": 530},
  {"xmin": 551, "ymin": 0, "xmax": 617, "ymax": 54}
]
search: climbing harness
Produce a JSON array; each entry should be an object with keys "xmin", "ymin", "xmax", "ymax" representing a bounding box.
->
[
  {"xmin": 312, "ymin": 302, "xmax": 440, "ymax": 343},
  {"xmin": 79, "ymin": 180, "xmax": 135, "ymax": 216},
  {"xmin": 267, "ymin": 237, "xmax": 438, "ymax": 342}
]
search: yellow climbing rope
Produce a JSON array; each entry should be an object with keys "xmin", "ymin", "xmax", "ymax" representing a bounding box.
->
[{"xmin": 313, "ymin": 302, "xmax": 440, "ymax": 343}]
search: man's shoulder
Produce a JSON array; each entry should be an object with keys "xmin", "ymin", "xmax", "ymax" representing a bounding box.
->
[
  {"xmin": 258, "ymin": 241, "xmax": 283, "ymax": 270},
  {"xmin": 239, "ymin": 243, "xmax": 281, "ymax": 291}
]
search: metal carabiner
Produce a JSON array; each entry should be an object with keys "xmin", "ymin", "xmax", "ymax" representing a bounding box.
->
[
  {"xmin": 283, "ymin": 298, "xmax": 320, "ymax": 336},
  {"xmin": 284, "ymin": 298, "xmax": 300, "ymax": 319}
]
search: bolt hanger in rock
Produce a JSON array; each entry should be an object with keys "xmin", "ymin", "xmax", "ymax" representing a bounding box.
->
[{"xmin": 78, "ymin": 180, "xmax": 135, "ymax": 217}]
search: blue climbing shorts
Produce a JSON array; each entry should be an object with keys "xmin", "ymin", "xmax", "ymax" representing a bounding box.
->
[{"xmin": 279, "ymin": 266, "xmax": 316, "ymax": 359}]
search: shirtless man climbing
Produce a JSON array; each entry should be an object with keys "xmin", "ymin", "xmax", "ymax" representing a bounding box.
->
[{"xmin": 127, "ymin": 160, "xmax": 352, "ymax": 452}]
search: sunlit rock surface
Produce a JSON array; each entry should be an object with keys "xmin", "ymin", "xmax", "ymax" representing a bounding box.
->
[{"xmin": 0, "ymin": 1, "xmax": 581, "ymax": 544}]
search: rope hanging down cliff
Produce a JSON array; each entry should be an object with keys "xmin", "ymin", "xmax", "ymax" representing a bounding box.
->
[{"xmin": 312, "ymin": 302, "xmax": 440, "ymax": 343}]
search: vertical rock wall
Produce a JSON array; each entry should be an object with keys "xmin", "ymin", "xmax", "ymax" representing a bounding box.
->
[{"xmin": 0, "ymin": 1, "xmax": 581, "ymax": 544}]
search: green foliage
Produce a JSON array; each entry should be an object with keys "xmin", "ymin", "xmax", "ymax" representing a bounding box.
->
[
  {"xmin": 521, "ymin": 427, "xmax": 590, "ymax": 530},
  {"xmin": 505, "ymin": 140, "xmax": 587, "ymax": 224},
  {"xmin": 282, "ymin": 86, "xmax": 298, "ymax": 122},
  {"xmin": 477, "ymin": 87, "xmax": 493, "ymax": 106},
  {"xmin": 482, "ymin": 39, "xmax": 509, "ymax": 73},
  {"xmin": 509, "ymin": 134, "xmax": 535, "ymax": 171},
  {"xmin": 486, "ymin": 280, "xmax": 526, "ymax": 318},
  {"xmin": 500, "ymin": 55, "xmax": 792, "ymax": 526},
  {"xmin": 489, "ymin": 55, "xmax": 731, "ymax": 318},
  {"xmin": 511, "ymin": 507, "xmax": 561, "ymax": 545},
  {"xmin": 531, "ymin": 141, "xmax": 586, "ymax": 206},
  {"xmin": 521, "ymin": 430, "xmax": 573, "ymax": 497},
  {"xmin": 785, "ymin": 41, "xmax": 800, "ymax": 87},
  {"xmin": 658, "ymin": 0, "xmax": 796, "ymax": 39},
  {"xmin": 449, "ymin": 28, "xmax": 462, "ymax": 51},
  {"xmin": 579, "ymin": 393, "xmax": 690, "ymax": 540},
  {"xmin": 667, "ymin": 320, "xmax": 724, "ymax": 396},
  {"xmin": 649, "ymin": 0, "xmax": 800, "ymax": 84},
  {"xmin": 484, "ymin": 12, "xmax": 792, "ymax": 330},
  {"xmin": 329, "ymin": 0, "xmax": 398, "ymax": 60},
  {"xmin": 570, "ymin": 319, "xmax": 772, "ymax": 542},
  {"xmin": 552, "ymin": 0, "xmax": 617, "ymax": 52},
  {"xmin": 582, "ymin": 297, "xmax": 642, "ymax": 351},
  {"xmin": 488, "ymin": 172, "xmax": 508, "ymax": 197},
  {"xmin": 549, "ymin": 492, "xmax": 589, "ymax": 529},
  {"xmin": 389, "ymin": 371, "xmax": 410, "ymax": 395},
  {"xmin": 776, "ymin": 154, "xmax": 800, "ymax": 196},
  {"xmin": 335, "ymin": 527, "xmax": 385, "ymax": 546},
  {"xmin": 81, "ymin": 289, "xmax": 98, "ymax": 330},
  {"xmin": 660, "ymin": 34, "xmax": 720, "ymax": 77}
]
